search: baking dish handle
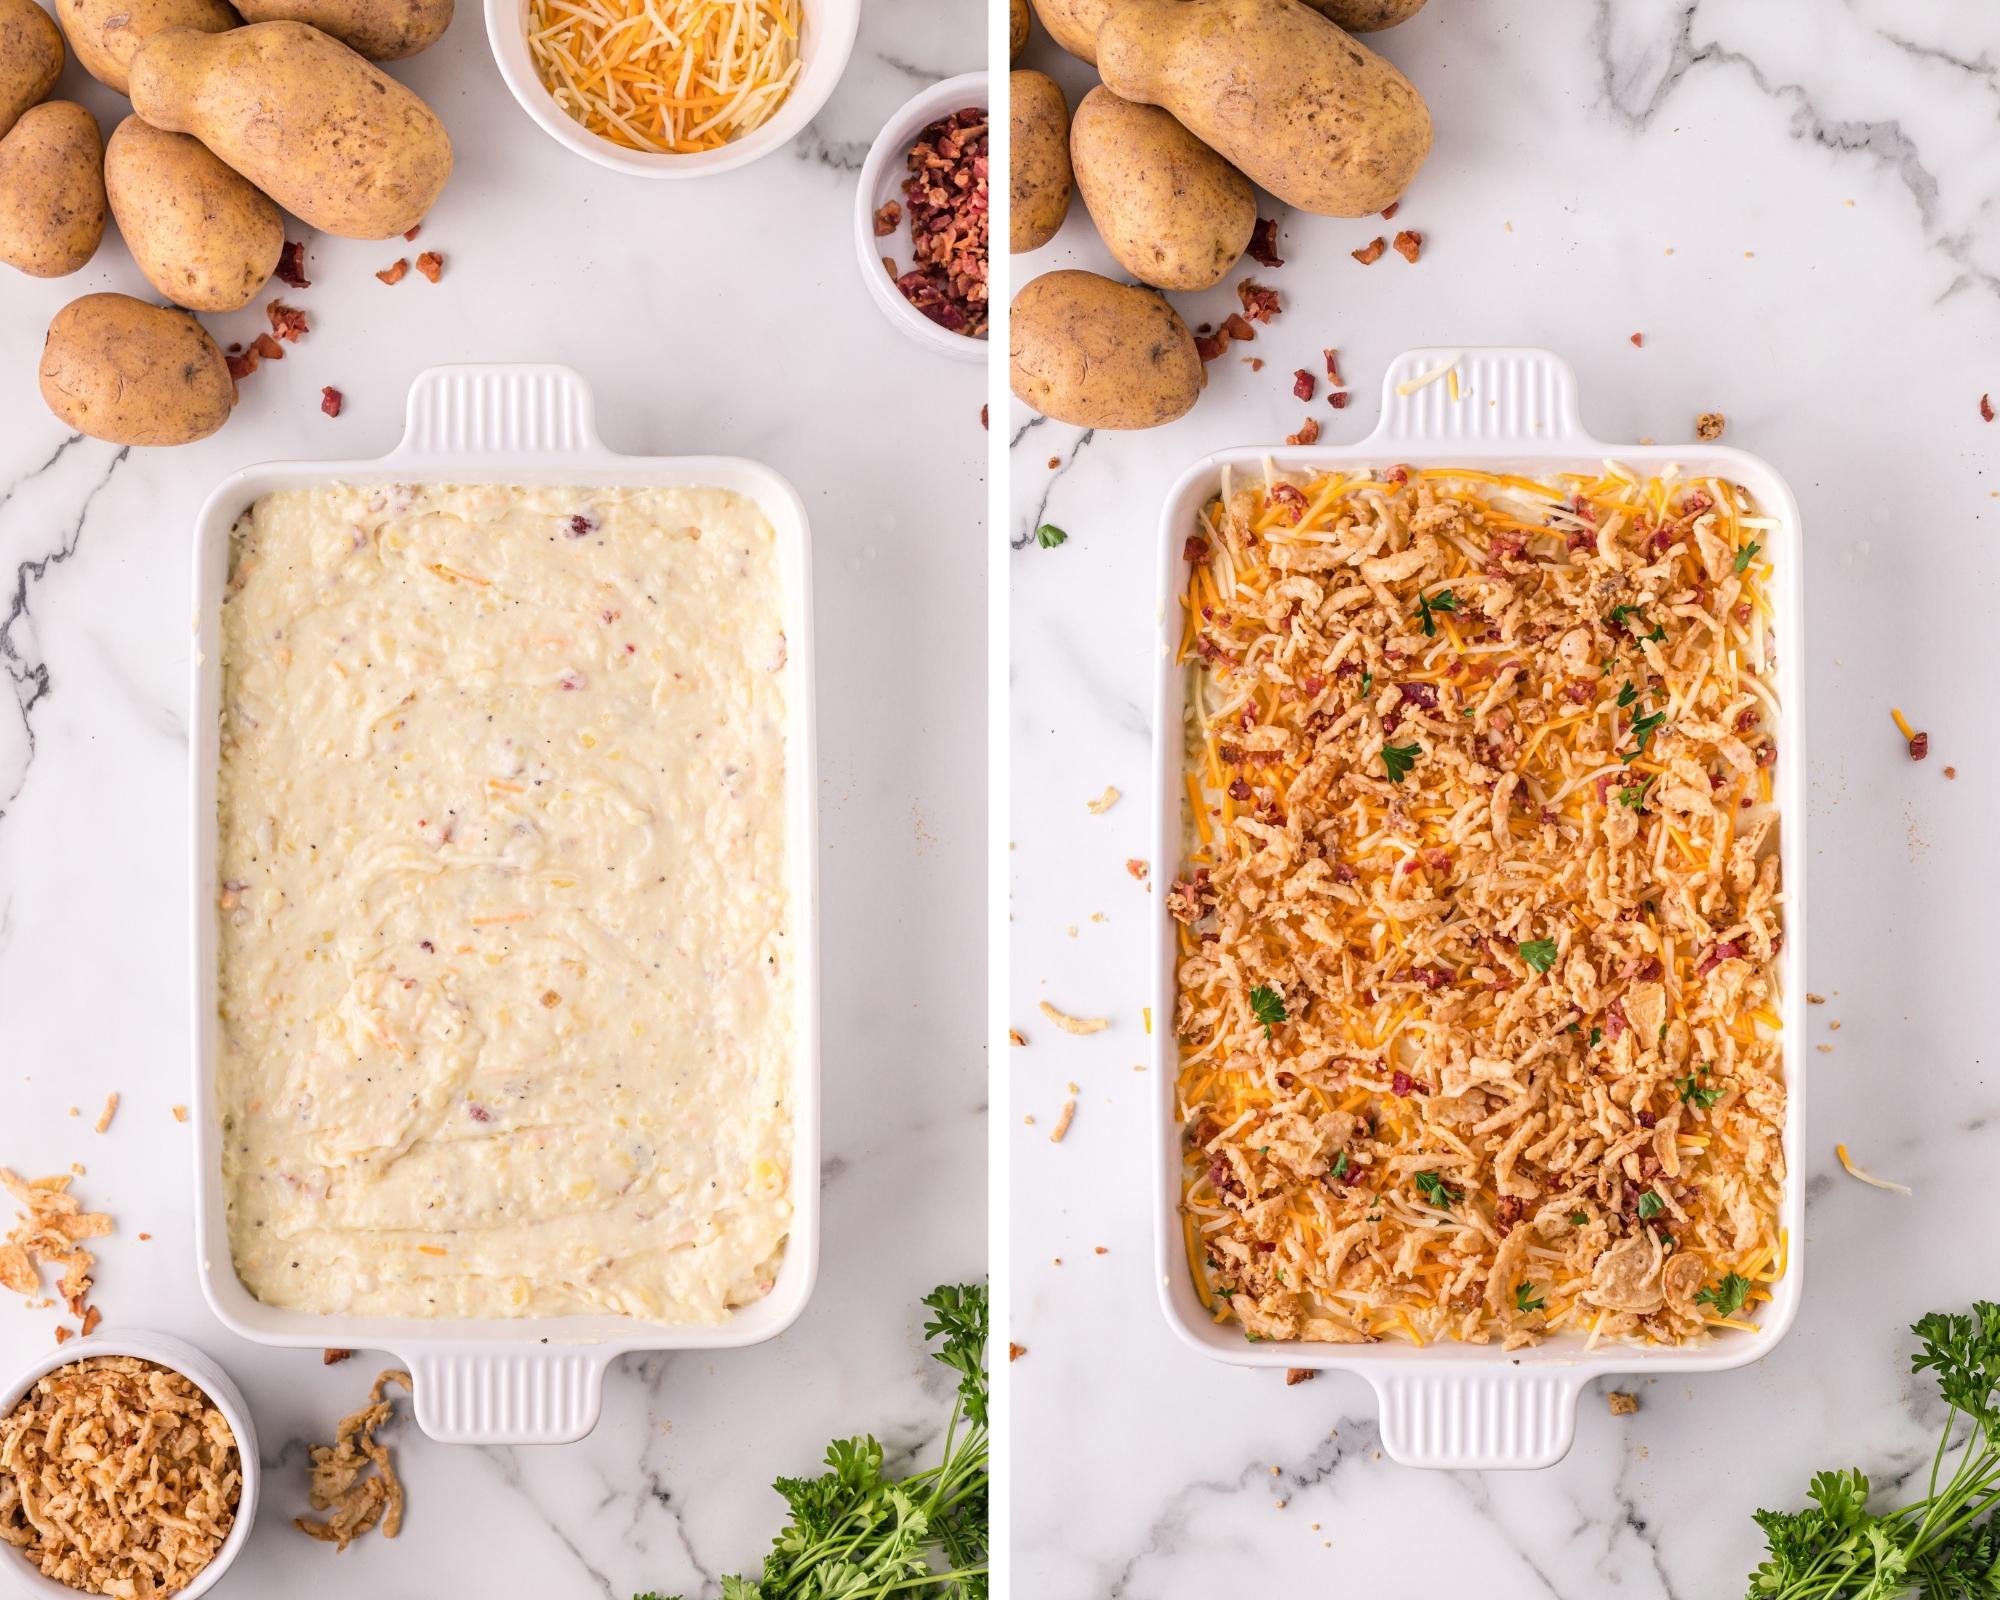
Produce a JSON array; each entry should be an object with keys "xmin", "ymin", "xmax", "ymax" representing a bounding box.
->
[
  {"xmin": 406, "ymin": 1347, "xmax": 612, "ymax": 1445},
  {"xmin": 387, "ymin": 363, "xmax": 605, "ymax": 462},
  {"xmin": 1369, "ymin": 1368, "xmax": 1586, "ymax": 1470},
  {"xmin": 1368, "ymin": 347, "xmax": 1595, "ymax": 454}
]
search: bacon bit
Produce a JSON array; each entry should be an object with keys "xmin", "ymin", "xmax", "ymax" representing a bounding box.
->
[
  {"xmin": 376, "ymin": 258, "xmax": 409, "ymax": 285},
  {"xmin": 873, "ymin": 200, "xmax": 901, "ymax": 236},
  {"xmin": 1392, "ymin": 229, "xmax": 1422, "ymax": 263},
  {"xmin": 1285, "ymin": 416, "xmax": 1320, "ymax": 447},
  {"xmin": 1605, "ymin": 999, "xmax": 1629, "ymax": 1040},
  {"xmin": 1183, "ymin": 534, "xmax": 1210, "ymax": 565},
  {"xmin": 1328, "ymin": 390, "xmax": 1349, "ymax": 409},
  {"xmin": 1125, "ymin": 860, "xmax": 1150, "ymax": 884},
  {"xmin": 1396, "ymin": 681, "xmax": 1438, "ymax": 709},
  {"xmin": 403, "ymin": 224, "xmax": 421, "ymax": 241},
  {"xmin": 1284, "ymin": 1368, "xmax": 1316, "ymax": 1386},
  {"xmin": 414, "ymin": 251, "xmax": 443, "ymax": 282},
  {"xmin": 324, "ymin": 1348, "xmax": 353, "ymax": 1365},
  {"xmin": 1983, "ymin": 393, "xmax": 1995, "ymax": 423},
  {"xmin": 267, "ymin": 300, "xmax": 308, "ymax": 342},
  {"xmin": 1248, "ymin": 216, "xmax": 1283, "ymax": 267},
  {"xmin": 1696, "ymin": 410, "xmax": 1726, "ymax": 440},
  {"xmin": 1630, "ymin": 332, "xmax": 1644, "ymax": 347},
  {"xmin": 1008, "ymin": 1342, "xmax": 1027, "ymax": 1361},
  {"xmin": 1195, "ymin": 332, "xmax": 1229, "ymax": 363},
  {"xmin": 1038, "ymin": 999, "xmax": 1108, "ymax": 1035},
  {"xmin": 1221, "ymin": 311, "xmax": 1256, "ymax": 343},
  {"xmin": 1322, "ymin": 349, "xmax": 1343, "ymax": 386},
  {"xmin": 52, "ymin": 1326, "xmax": 71, "ymax": 1344},
  {"xmin": 1380, "ymin": 201, "xmax": 1399, "ymax": 221},
  {"xmin": 1293, "ymin": 368, "xmax": 1315, "ymax": 401},
  {"xmin": 320, "ymin": 386, "xmax": 343, "ymax": 418},
  {"xmin": 1237, "ymin": 278, "xmax": 1279, "ymax": 323},
  {"xmin": 1697, "ymin": 940, "xmax": 1743, "ymax": 976},
  {"xmin": 1351, "ymin": 236, "xmax": 1387, "ymax": 265},
  {"xmin": 277, "ymin": 239, "xmax": 310, "ymax": 287},
  {"xmin": 1909, "ymin": 729, "xmax": 1929, "ymax": 760},
  {"xmin": 1008, "ymin": 1029, "xmax": 1027, "ymax": 1047},
  {"xmin": 1268, "ymin": 482, "xmax": 1307, "ymax": 524},
  {"xmin": 1944, "ymin": 765, "xmax": 1957, "ymax": 779}
]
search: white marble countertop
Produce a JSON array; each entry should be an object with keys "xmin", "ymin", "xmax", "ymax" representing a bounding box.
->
[
  {"xmin": 0, "ymin": 1, "xmax": 986, "ymax": 1593},
  {"xmin": 1008, "ymin": 2, "xmax": 2000, "ymax": 1593}
]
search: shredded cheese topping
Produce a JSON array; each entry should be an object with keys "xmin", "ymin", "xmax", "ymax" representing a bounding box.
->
[
  {"xmin": 1835, "ymin": 1143, "xmax": 1911, "ymax": 1196},
  {"xmin": 1171, "ymin": 463, "xmax": 1788, "ymax": 1349},
  {"xmin": 526, "ymin": 0, "xmax": 803, "ymax": 154}
]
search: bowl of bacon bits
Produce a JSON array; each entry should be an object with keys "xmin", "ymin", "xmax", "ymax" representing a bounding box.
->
[
  {"xmin": 487, "ymin": 0, "xmax": 859, "ymax": 176},
  {"xmin": 0, "ymin": 1334, "xmax": 258, "ymax": 1599},
  {"xmin": 854, "ymin": 72, "xmax": 988, "ymax": 361}
]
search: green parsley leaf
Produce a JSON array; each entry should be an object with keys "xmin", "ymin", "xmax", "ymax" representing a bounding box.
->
[
  {"xmin": 1329, "ymin": 1152, "xmax": 1349, "ymax": 1180},
  {"xmin": 1622, "ymin": 708, "xmax": 1667, "ymax": 763},
  {"xmin": 1381, "ymin": 741, "xmax": 1421, "ymax": 784},
  {"xmin": 1569, "ymin": 1211, "xmax": 1589, "ymax": 1226},
  {"xmin": 1618, "ymin": 775, "xmax": 1654, "ymax": 809},
  {"xmin": 1735, "ymin": 540, "xmax": 1760, "ymax": 574},
  {"xmin": 1589, "ymin": 1027, "xmax": 1603, "ymax": 1048},
  {"xmin": 1412, "ymin": 1170, "xmax": 1461, "ymax": 1209},
  {"xmin": 1644, "ymin": 623, "xmax": 1667, "ymax": 643},
  {"xmin": 1415, "ymin": 589, "xmax": 1459, "ymax": 637},
  {"xmin": 1249, "ymin": 984, "xmax": 1288, "ymax": 1038},
  {"xmin": 1637, "ymin": 1189, "xmax": 1666, "ymax": 1221},
  {"xmin": 1514, "ymin": 1281, "xmax": 1546, "ymax": 1315},
  {"xmin": 1679, "ymin": 1069, "xmax": 1725, "ymax": 1110},
  {"xmin": 1517, "ymin": 937, "xmax": 1559, "ymax": 974},
  {"xmin": 1696, "ymin": 1272, "xmax": 1751, "ymax": 1319},
  {"xmin": 1035, "ymin": 523, "xmax": 1067, "ymax": 548},
  {"xmin": 1609, "ymin": 603, "xmax": 1637, "ymax": 626},
  {"xmin": 1360, "ymin": 671, "xmax": 1373, "ymax": 697}
]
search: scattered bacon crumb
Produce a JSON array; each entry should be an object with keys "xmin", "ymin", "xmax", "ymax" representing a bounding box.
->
[
  {"xmin": 1944, "ymin": 765, "xmax": 1957, "ymax": 779},
  {"xmin": 1984, "ymin": 394, "xmax": 1996, "ymax": 422},
  {"xmin": 376, "ymin": 258, "xmax": 409, "ymax": 286},
  {"xmin": 1221, "ymin": 311, "xmax": 1255, "ymax": 342},
  {"xmin": 1046, "ymin": 455, "xmax": 1060, "ymax": 469},
  {"xmin": 1236, "ymin": 279, "xmax": 1279, "ymax": 323},
  {"xmin": 403, "ymin": 224, "xmax": 421, "ymax": 242},
  {"xmin": 1908, "ymin": 729, "xmax": 1929, "ymax": 761},
  {"xmin": 1093, "ymin": 1245, "xmax": 1107, "ymax": 1255},
  {"xmin": 1285, "ymin": 1368, "xmax": 1315, "ymax": 1386},
  {"xmin": 1293, "ymin": 368, "xmax": 1315, "ymax": 401},
  {"xmin": 136, "ymin": 1233, "xmax": 150, "ymax": 1242},
  {"xmin": 873, "ymin": 200, "xmax": 901, "ymax": 236},
  {"xmin": 266, "ymin": 300, "xmax": 308, "ymax": 342},
  {"xmin": 1248, "ymin": 356, "xmax": 1264, "ymax": 372},
  {"xmin": 1380, "ymin": 201, "xmax": 1399, "ymax": 221},
  {"xmin": 1630, "ymin": 332, "xmax": 1644, "ymax": 347},
  {"xmin": 1247, "ymin": 217, "xmax": 1283, "ymax": 267},
  {"xmin": 414, "ymin": 251, "xmax": 442, "ymax": 283},
  {"xmin": 323, "ymin": 1349, "xmax": 353, "ymax": 1365},
  {"xmin": 1392, "ymin": 229, "xmax": 1422, "ymax": 263},
  {"xmin": 1286, "ymin": 417, "xmax": 1320, "ymax": 446},
  {"xmin": 1328, "ymin": 391, "xmax": 1350, "ymax": 409},
  {"xmin": 1696, "ymin": 411, "xmax": 1726, "ymax": 440},
  {"xmin": 1351, "ymin": 236, "xmax": 1386, "ymax": 265},
  {"xmin": 980, "ymin": 404, "xmax": 988, "ymax": 429},
  {"xmin": 1008, "ymin": 1342, "xmax": 1026, "ymax": 1361},
  {"xmin": 80, "ymin": 1305, "xmax": 100, "ymax": 1336},
  {"xmin": 321, "ymin": 386, "xmax": 343, "ymax": 418},
  {"xmin": 92, "ymin": 1094, "xmax": 117, "ymax": 1135},
  {"xmin": 1008, "ymin": 1029, "xmax": 1026, "ymax": 1047},
  {"xmin": 1195, "ymin": 332, "xmax": 1227, "ymax": 363},
  {"xmin": 1126, "ymin": 858, "xmax": 1149, "ymax": 879},
  {"xmin": 52, "ymin": 1325, "xmax": 72, "ymax": 1344},
  {"xmin": 276, "ymin": 240, "xmax": 310, "ymax": 288},
  {"xmin": 225, "ymin": 334, "xmax": 282, "ymax": 383},
  {"xmin": 1038, "ymin": 1000, "xmax": 1108, "ymax": 1035},
  {"xmin": 1323, "ymin": 349, "xmax": 1343, "ymax": 385},
  {"xmin": 1807, "ymin": 993, "xmax": 1827, "ymax": 1005}
]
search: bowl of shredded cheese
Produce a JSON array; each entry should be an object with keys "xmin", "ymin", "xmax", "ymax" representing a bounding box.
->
[{"xmin": 487, "ymin": 0, "xmax": 859, "ymax": 175}]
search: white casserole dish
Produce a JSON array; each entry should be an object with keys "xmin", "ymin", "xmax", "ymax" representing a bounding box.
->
[
  {"xmin": 1148, "ymin": 347, "xmax": 1806, "ymax": 1470},
  {"xmin": 189, "ymin": 364, "xmax": 820, "ymax": 1445}
]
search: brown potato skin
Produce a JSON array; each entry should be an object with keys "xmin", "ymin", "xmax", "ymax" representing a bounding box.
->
[
  {"xmin": 230, "ymin": 0, "xmax": 448, "ymax": 60},
  {"xmin": 1010, "ymin": 269, "xmax": 1202, "ymax": 430},
  {"xmin": 106, "ymin": 115, "xmax": 282, "ymax": 310},
  {"xmin": 0, "ymin": 100, "xmax": 105, "ymax": 277},
  {"xmin": 1009, "ymin": 0, "xmax": 1027, "ymax": 60},
  {"xmin": 1009, "ymin": 70, "xmax": 1071, "ymax": 254},
  {"xmin": 1097, "ymin": 0, "xmax": 1431, "ymax": 217},
  {"xmin": 129, "ymin": 21, "xmax": 451, "ymax": 238},
  {"xmin": 1069, "ymin": 86, "xmax": 1251, "ymax": 291},
  {"xmin": 1026, "ymin": 0, "xmax": 1111, "ymax": 63},
  {"xmin": 0, "ymin": 0, "xmax": 62, "ymax": 138},
  {"xmin": 1306, "ymin": 0, "xmax": 1424, "ymax": 29},
  {"xmin": 40, "ymin": 292, "xmax": 233, "ymax": 445},
  {"xmin": 58, "ymin": 0, "xmax": 238, "ymax": 96}
]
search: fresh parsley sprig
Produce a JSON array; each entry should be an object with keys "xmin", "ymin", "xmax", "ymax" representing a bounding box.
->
[
  {"xmin": 1249, "ymin": 984, "xmax": 1288, "ymax": 1039},
  {"xmin": 1413, "ymin": 1171, "xmax": 1461, "ymax": 1210},
  {"xmin": 1517, "ymin": 938, "xmax": 1559, "ymax": 975},
  {"xmin": 1381, "ymin": 741, "xmax": 1421, "ymax": 784},
  {"xmin": 1415, "ymin": 589, "xmax": 1459, "ymax": 637}
]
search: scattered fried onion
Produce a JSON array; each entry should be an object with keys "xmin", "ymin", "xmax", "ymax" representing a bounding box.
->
[
  {"xmin": 294, "ymin": 1369, "xmax": 412, "ymax": 1551},
  {"xmin": 1038, "ymin": 1001, "xmax": 1108, "ymax": 1036}
]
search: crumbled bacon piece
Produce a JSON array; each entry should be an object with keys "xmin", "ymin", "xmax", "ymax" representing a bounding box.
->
[
  {"xmin": 277, "ymin": 240, "xmax": 310, "ymax": 287},
  {"xmin": 403, "ymin": 224, "xmax": 421, "ymax": 242},
  {"xmin": 1392, "ymin": 229, "xmax": 1422, "ymax": 263},
  {"xmin": 1630, "ymin": 332, "xmax": 1644, "ymax": 347},
  {"xmin": 414, "ymin": 251, "xmax": 443, "ymax": 283},
  {"xmin": 1285, "ymin": 1367, "xmax": 1315, "ymax": 1385},
  {"xmin": 1248, "ymin": 216, "xmax": 1283, "ymax": 267},
  {"xmin": 376, "ymin": 258, "xmax": 409, "ymax": 285},
  {"xmin": 1183, "ymin": 535, "xmax": 1211, "ymax": 564},
  {"xmin": 1380, "ymin": 201, "xmax": 1399, "ymax": 221},
  {"xmin": 1351, "ymin": 236, "xmax": 1387, "ymax": 265},
  {"xmin": 1285, "ymin": 417, "xmax": 1320, "ymax": 446},
  {"xmin": 1323, "ymin": 349, "xmax": 1343, "ymax": 386},
  {"xmin": 1396, "ymin": 681, "xmax": 1438, "ymax": 709},
  {"xmin": 1293, "ymin": 368, "xmax": 1315, "ymax": 401},
  {"xmin": 1909, "ymin": 729, "xmax": 1929, "ymax": 760},
  {"xmin": 1237, "ymin": 279, "xmax": 1279, "ymax": 323},
  {"xmin": 320, "ymin": 386, "xmax": 343, "ymax": 417},
  {"xmin": 1328, "ymin": 390, "xmax": 1349, "ymax": 409},
  {"xmin": 1221, "ymin": 311, "xmax": 1256, "ymax": 342},
  {"xmin": 266, "ymin": 300, "xmax": 308, "ymax": 342},
  {"xmin": 1983, "ymin": 394, "xmax": 1995, "ymax": 423},
  {"xmin": 1195, "ymin": 332, "xmax": 1229, "ymax": 363},
  {"xmin": 1267, "ymin": 483, "xmax": 1308, "ymax": 524},
  {"xmin": 891, "ymin": 107, "xmax": 989, "ymax": 339},
  {"xmin": 873, "ymin": 200, "xmax": 902, "ymax": 236}
]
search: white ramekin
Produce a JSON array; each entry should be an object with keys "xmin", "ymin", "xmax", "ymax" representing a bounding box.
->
[
  {"xmin": 0, "ymin": 1331, "xmax": 260, "ymax": 1599},
  {"xmin": 484, "ymin": 0, "xmax": 860, "ymax": 178},
  {"xmin": 852, "ymin": 71, "xmax": 989, "ymax": 363}
]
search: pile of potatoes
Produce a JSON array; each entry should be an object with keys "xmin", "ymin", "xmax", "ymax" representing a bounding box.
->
[
  {"xmin": 1008, "ymin": 0, "xmax": 1431, "ymax": 430},
  {"xmin": 0, "ymin": 0, "xmax": 452, "ymax": 446}
]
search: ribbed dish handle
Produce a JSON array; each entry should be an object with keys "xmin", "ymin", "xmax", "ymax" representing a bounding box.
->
[
  {"xmin": 406, "ymin": 1348, "xmax": 611, "ymax": 1444},
  {"xmin": 1371, "ymin": 1370, "xmax": 1585, "ymax": 1470},
  {"xmin": 390, "ymin": 363, "xmax": 604, "ymax": 461},
  {"xmin": 1370, "ymin": 347, "xmax": 1593, "ymax": 453}
]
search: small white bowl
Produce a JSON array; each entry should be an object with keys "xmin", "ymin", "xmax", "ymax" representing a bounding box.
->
[
  {"xmin": 0, "ymin": 1332, "xmax": 259, "ymax": 1600},
  {"xmin": 852, "ymin": 72, "xmax": 989, "ymax": 363},
  {"xmin": 485, "ymin": 0, "xmax": 860, "ymax": 178}
]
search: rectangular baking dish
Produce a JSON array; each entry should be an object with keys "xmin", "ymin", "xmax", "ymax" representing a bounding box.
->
[
  {"xmin": 190, "ymin": 364, "xmax": 820, "ymax": 1445},
  {"xmin": 1148, "ymin": 347, "xmax": 1807, "ymax": 1469}
]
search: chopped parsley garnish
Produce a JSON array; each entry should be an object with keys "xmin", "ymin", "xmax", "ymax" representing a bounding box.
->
[
  {"xmin": 1637, "ymin": 1189, "xmax": 1666, "ymax": 1221},
  {"xmin": 1514, "ymin": 1282, "xmax": 1546, "ymax": 1315},
  {"xmin": 1644, "ymin": 623, "xmax": 1667, "ymax": 642},
  {"xmin": 1249, "ymin": 984, "xmax": 1288, "ymax": 1038},
  {"xmin": 1415, "ymin": 589, "xmax": 1459, "ymax": 637},
  {"xmin": 1360, "ymin": 671, "xmax": 1373, "ymax": 697},
  {"xmin": 1329, "ymin": 1152, "xmax": 1349, "ymax": 1180},
  {"xmin": 1413, "ymin": 1171, "xmax": 1461, "ymax": 1209},
  {"xmin": 1035, "ymin": 523, "xmax": 1067, "ymax": 548},
  {"xmin": 1518, "ymin": 937, "xmax": 1559, "ymax": 974},
  {"xmin": 1569, "ymin": 1211, "xmax": 1589, "ymax": 1226},
  {"xmin": 1609, "ymin": 603, "xmax": 1639, "ymax": 627},
  {"xmin": 1695, "ymin": 1272, "xmax": 1751, "ymax": 1319},
  {"xmin": 1381, "ymin": 741, "xmax": 1421, "ymax": 784},
  {"xmin": 1622, "ymin": 708, "xmax": 1667, "ymax": 763},
  {"xmin": 1617, "ymin": 775, "xmax": 1654, "ymax": 808},
  {"xmin": 1679, "ymin": 1068, "xmax": 1725, "ymax": 1109},
  {"xmin": 1734, "ymin": 540, "xmax": 1760, "ymax": 574},
  {"xmin": 1589, "ymin": 1027, "xmax": 1603, "ymax": 1048},
  {"xmin": 1617, "ymin": 680, "xmax": 1638, "ymax": 709}
]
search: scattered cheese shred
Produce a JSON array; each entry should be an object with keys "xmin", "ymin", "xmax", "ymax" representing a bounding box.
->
[
  {"xmin": 1835, "ymin": 1142, "xmax": 1911, "ymax": 1196},
  {"xmin": 525, "ymin": 0, "xmax": 804, "ymax": 155},
  {"xmin": 1038, "ymin": 1000, "xmax": 1108, "ymax": 1036},
  {"xmin": 1396, "ymin": 355, "xmax": 1459, "ymax": 397},
  {"xmin": 1890, "ymin": 707, "xmax": 1915, "ymax": 742}
]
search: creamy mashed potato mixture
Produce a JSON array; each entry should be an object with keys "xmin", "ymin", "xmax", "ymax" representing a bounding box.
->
[{"xmin": 215, "ymin": 483, "xmax": 794, "ymax": 1321}]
